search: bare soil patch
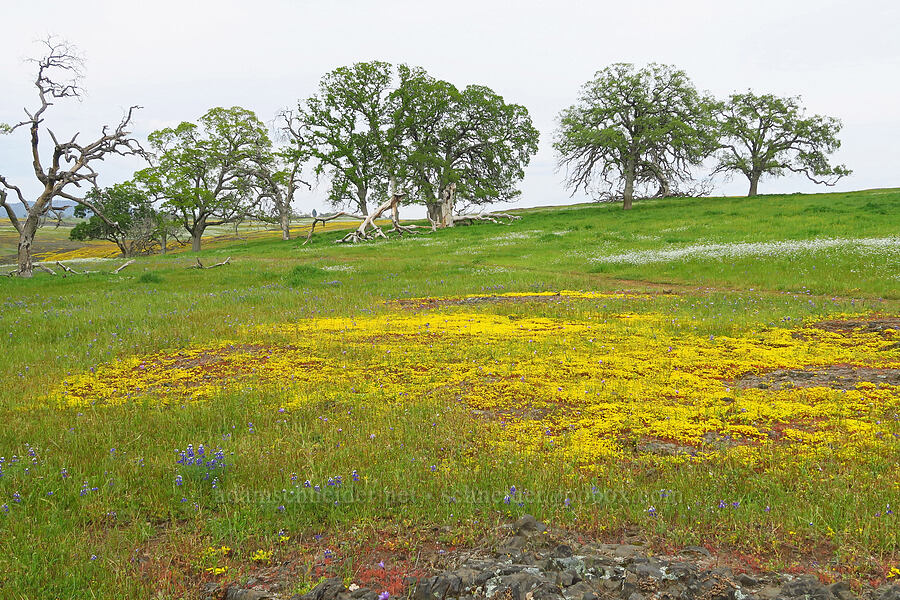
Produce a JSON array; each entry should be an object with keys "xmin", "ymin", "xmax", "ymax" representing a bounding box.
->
[
  {"xmin": 733, "ymin": 365, "xmax": 900, "ymax": 391},
  {"xmin": 130, "ymin": 343, "xmax": 320, "ymax": 385},
  {"xmin": 812, "ymin": 317, "xmax": 900, "ymax": 336}
]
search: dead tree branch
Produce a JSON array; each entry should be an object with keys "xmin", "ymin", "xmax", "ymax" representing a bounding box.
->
[
  {"xmin": 335, "ymin": 193, "xmax": 405, "ymax": 244},
  {"xmin": 186, "ymin": 257, "xmax": 232, "ymax": 269},
  {"xmin": 112, "ymin": 259, "xmax": 135, "ymax": 274},
  {"xmin": 302, "ymin": 211, "xmax": 366, "ymax": 245},
  {"xmin": 55, "ymin": 261, "xmax": 82, "ymax": 275}
]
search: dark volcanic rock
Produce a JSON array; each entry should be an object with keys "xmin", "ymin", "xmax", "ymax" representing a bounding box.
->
[
  {"xmin": 780, "ymin": 575, "xmax": 830, "ymax": 600},
  {"xmin": 874, "ymin": 585, "xmax": 900, "ymax": 600},
  {"xmin": 226, "ymin": 587, "xmax": 274, "ymax": 600},
  {"xmin": 294, "ymin": 578, "xmax": 347, "ymax": 600},
  {"xmin": 228, "ymin": 515, "xmax": 898, "ymax": 600},
  {"xmin": 514, "ymin": 514, "xmax": 548, "ymax": 536}
]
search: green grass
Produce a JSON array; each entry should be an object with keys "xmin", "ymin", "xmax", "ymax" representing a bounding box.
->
[{"xmin": 1, "ymin": 189, "xmax": 899, "ymax": 598}]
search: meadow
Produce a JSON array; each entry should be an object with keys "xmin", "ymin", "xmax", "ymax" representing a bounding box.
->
[{"xmin": 0, "ymin": 189, "xmax": 898, "ymax": 598}]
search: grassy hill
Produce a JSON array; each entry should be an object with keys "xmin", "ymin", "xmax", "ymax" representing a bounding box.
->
[{"xmin": 0, "ymin": 189, "xmax": 898, "ymax": 597}]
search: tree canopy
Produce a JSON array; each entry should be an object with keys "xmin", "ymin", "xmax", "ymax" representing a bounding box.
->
[
  {"xmin": 290, "ymin": 62, "xmax": 396, "ymax": 216},
  {"xmin": 554, "ymin": 63, "xmax": 717, "ymax": 209},
  {"xmin": 135, "ymin": 106, "xmax": 273, "ymax": 251},
  {"xmin": 394, "ymin": 66, "xmax": 539, "ymax": 224},
  {"xmin": 714, "ymin": 92, "xmax": 851, "ymax": 196},
  {"xmin": 284, "ymin": 62, "xmax": 538, "ymax": 226},
  {"xmin": 4, "ymin": 42, "xmax": 860, "ymax": 262},
  {"xmin": 70, "ymin": 183, "xmax": 160, "ymax": 257}
]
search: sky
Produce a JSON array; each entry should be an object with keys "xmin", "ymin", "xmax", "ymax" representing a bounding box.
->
[{"xmin": 2, "ymin": 0, "xmax": 898, "ymax": 217}]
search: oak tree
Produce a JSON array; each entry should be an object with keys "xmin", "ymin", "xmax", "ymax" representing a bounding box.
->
[
  {"xmin": 69, "ymin": 182, "xmax": 160, "ymax": 257},
  {"xmin": 291, "ymin": 62, "xmax": 396, "ymax": 216},
  {"xmin": 394, "ymin": 66, "xmax": 539, "ymax": 226},
  {"xmin": 135, "ymin": 106, "xmax": 272, "ymax": 251},
  {"xmin": 555, "ymin": 63, "xmax": 716, "ymax": 209},
  {"xmin": 714, "ymin": 92, "xmax": 850, "ymax": 196},
  {"xmin": 258, "ymin": 111, "xmax": 314, "ymax": 240}
]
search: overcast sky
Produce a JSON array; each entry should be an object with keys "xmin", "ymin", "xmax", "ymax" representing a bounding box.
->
[{"xmin": 2, "ymin": 0, "xmax": 898, "ymax": 216}]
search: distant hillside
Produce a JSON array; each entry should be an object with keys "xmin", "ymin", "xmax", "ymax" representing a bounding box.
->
[{"xmin": 2, "ymin": 203, "xmax": 78, "ymax": 219}]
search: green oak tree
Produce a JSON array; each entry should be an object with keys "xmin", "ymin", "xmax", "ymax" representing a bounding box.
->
[
  {"xmin": 290, "ymin": 62, "xmax": 396, "ymax": 216},
  {"xmin": 554, "ymin": 63, "xmax": 717, "ymax": 210},
  {"xmin": 69, "ymin": 182, "xmax": 159, "ymax": 256},
  {"xmin": 135, "ymin": 106, "xmax": 272, "ymax": 251},
  {"xmin": 393, "ymin": 66, "xmax": 539, "ymax": 225},
  {"xmin": 714, "ymin": 92, "xmax": 851, "ymax": 196}
]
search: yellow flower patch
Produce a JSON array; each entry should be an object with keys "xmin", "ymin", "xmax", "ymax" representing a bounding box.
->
[{"xmin": 49, "ymin": 304, "xmax": 900, "ymax": 471}]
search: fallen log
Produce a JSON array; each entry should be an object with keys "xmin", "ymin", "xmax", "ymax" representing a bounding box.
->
[
  {"xmin": 113, "ymin": 260, "xmax": 135, "ymax": 274},
  {"xmin": 56, "ymin": 261, "xmax": 83, "ymax": 275},
  {"xmin": 336, "ymin": 192, "xmax": 408, "ymax": 244}
]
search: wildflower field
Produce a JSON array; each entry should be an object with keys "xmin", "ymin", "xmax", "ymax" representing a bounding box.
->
[{"xmin": 1, "ymin": 189, "xmax": 899, "ymax": 598}]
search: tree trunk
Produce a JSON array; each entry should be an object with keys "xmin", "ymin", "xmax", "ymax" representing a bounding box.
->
[
  {"xmin": 426, "ymin": 202, "xmax": 442, "ymax": 223},
  {"xmin": 280, "ymin": 206, "xmax": 291, "ymax": 241},
  {"xmin": 656, "ymin": 176, "xmax": 671, "ymax": 198},
  {"xmin": 748, "ymin": 173, "xmax": 760, "ymax": 197},
  {"xmin": 160, "ymin": 230, "xmax": 167, "ymax": 255},
  {"xmin": 191, "ymin": 216, "xmax": 207, "ymax": 252},
  {"xmin": 439, "ymin": 184, "xmax": 456, "ymax": 228},
  {"xmin": 356, "ymin": 185, "xmax": 368, "ymax": 216},
  {"xmin": 16, "ymin": 215, "xmax": 40, "ymax": 278},
  {"xmin": 623, "ymin": 155, "xmax": 636, "ymax": 210}
]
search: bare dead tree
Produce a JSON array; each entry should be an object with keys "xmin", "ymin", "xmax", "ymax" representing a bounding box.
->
[
  {"xmin": 253, "ymin": 109, "xmax": 313, "ymax": 241},
  {"xmin": 0, "ymin": 38, "xmax": 143, "ymax": 277}
]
